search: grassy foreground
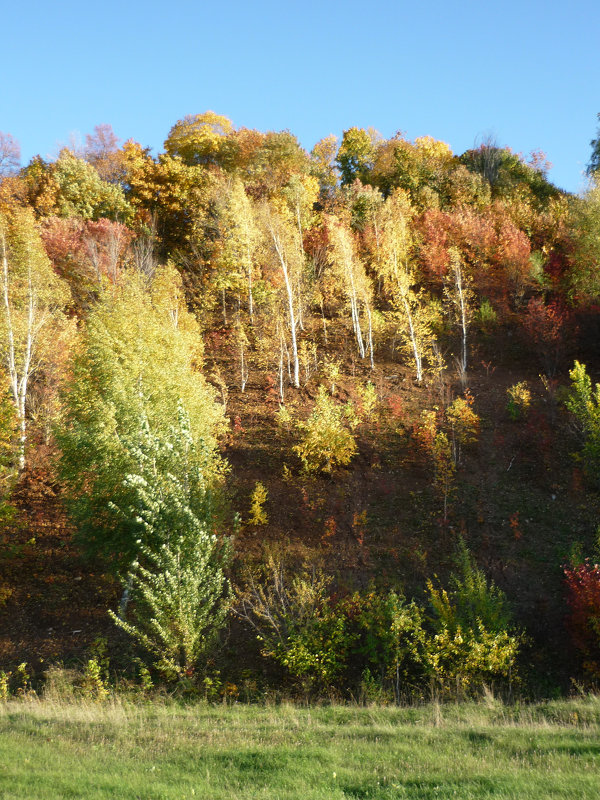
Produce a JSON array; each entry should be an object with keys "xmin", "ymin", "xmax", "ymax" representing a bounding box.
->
[{"xmin": 1, "ymin": 696, "xmax": 600, "ymax": 799}]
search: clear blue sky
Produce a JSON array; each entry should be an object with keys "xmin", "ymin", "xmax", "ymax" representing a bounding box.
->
[{"xmin": 2, "ymin": 0, "xmax": 599, "ymax": 193}]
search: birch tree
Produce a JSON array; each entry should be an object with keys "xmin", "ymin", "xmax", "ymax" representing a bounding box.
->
[
  {"xmin": 326, "ymin": 214, "xmax": 375, "ymax": 366},
  {"xmin": 444, "ymin": 247, "xmax": 474, "ymax": 375},
  {"xmin": 0, "ymin": 209, "xmax": 69, "ymax": 471},
  {"xmin": 259, "ymin": 201, "xmax": 302, "ymax": 389},
  {"xmin": 220, "ymin": 177, "xmax": 261, "ymax": 321},
  {"xmin": 378, "ymin": 190, "xmax": 435, "ymax": 382}
]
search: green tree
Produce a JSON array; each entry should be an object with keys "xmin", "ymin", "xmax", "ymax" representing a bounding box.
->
[
  {"xmin": 565, "ymin": 361, "xmax": 600, "ymax": 482},
  {"xmin": 109, "ymin": 406, "xmax": 231, "ymax": 680},
  {"xmin": 336, "ymin": 127, "xmax": 378, "ymax": 186},
  {"xmin": 52, "ymin": 150, "xmax": 133, "ymax": 222},
  {"xmin": 426, "ymin": 540, "xmax": 520, "ymax": 695},
  {"xmin": 586, "ymin": 113, "xmax": 600, "ymax": 177},
  {"xmin": 569, "ymin": 181, "xmax": 600, "ymax": 301},
  {"xmin": 57, "ymin": 265, "xmax": 226, "ymax": 569}
]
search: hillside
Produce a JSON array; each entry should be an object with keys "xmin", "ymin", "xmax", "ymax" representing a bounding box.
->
[{"xmin": 1, "ymin": 115, "xmax": 600, "ymax": 699}]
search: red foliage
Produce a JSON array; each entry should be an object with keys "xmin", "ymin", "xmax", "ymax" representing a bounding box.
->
[
  {"xmin": 522, "ymin": 297, "xmax": 570, "ymax": 376},
  {"xmin": 564, "ymin": 561, "xmax": 600, "ymax": 677},
  {"xmin": 417, "ymin": 209, "xmax": 451, "ymax": 280}
]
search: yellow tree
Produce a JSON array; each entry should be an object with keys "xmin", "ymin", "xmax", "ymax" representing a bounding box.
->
[
  {"xmin": 164, "ymin": 111, "xmax": 233, "ymax": 167},
  {"xmin": 281, "ymin": 174, "xmax": 319, "ymax": 330},
  {"xmin": 326, "ymin": 213, "xmax": 375, "ymax": 366},
  {"xmin": 258, "ymin": 201, "xmax": 303, "ymax": 389},
  {"xmin": 310, "ymin": 134, "xmax": 338, "ymax": 196},
  {"xmin": 57, "ymin": 265, "xmax": 226, "ymax": 567},
  {"xmin": 219, "ymin": 177, "xmax": 261, "ymax": 321},
  {"xmin": 0, "ymin": 208, "xmax": 70, "ymax": 471},
  {"xmin": 378, "ymin": 189, "xmax": 435, "ymax": 382}
]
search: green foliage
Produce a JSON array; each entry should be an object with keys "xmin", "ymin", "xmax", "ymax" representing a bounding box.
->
[
  {"xmin": 426, "ymin": 540, "xmax": 519, "ymax": 695},
  {"xmin": 507, "ymin": 381, "xmax": 531, "ymax": 420},
  {"xmin": 336, "ymin": 127, "xmax": 377, "ymax": 186},
  {"xmin": 53, "ymin": 150, "xmax": 133, "ymax": 222},
  {"xmin": 476, "ymin": 299, "xmax": 498, "ymax": 331},
  {"xmin": 349, "ymin": 588, "xmax": 429, "ymax": 701},
  {"xmin": 238, "ymin": 558, "xmax": 352, "ymax": 693},
  {"xmin": 569, "ymin": 182, "xmax": 600, "ymax": 302},
  {"xmin": 79, "ymin": 659, "xmax": 109, "ymax": 702},
  {"xmin": 0, "ymin": 670, "xmax": 8, "ymax": 702},
  {"xmin": 57, "ymin": 266, "xmax": 226, "ymax": 569},
  {"xmin": 430, "ymin": 540, "xmax": 513, "ymax": 633},
  {"xmin": 587, "ymin": 112, "xmax": 600, "ymax": 176},
  {"xmin": 293, "ymin": 386, "xmax": 357, "ymax": 473},
  {"xmin": 108, "ymin": 406, "xmax": 232, "ymax": 680},
  {"xmin": 565, "ymin": 361, "xmax": 600, "ymax": 481}
]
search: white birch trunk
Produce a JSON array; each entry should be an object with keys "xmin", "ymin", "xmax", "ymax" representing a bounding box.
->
[{"xmin": 269, "ymin": 223, "xmax": 300, "ymax": 389}]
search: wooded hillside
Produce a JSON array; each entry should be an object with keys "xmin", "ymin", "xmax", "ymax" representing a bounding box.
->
[{"xmin": 1, "ymin": 114, "xmax": 600, "ymax": 700}]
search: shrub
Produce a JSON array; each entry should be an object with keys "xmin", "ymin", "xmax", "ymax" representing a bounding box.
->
[
  {"xmin": 426, "ymin": 540, "xmax": 520, "ymax": 696},
  {"xmin": 506, "ymin": 381, "xmax": 531, "ymax": 420},
  {"xmin": 564, "ymin": 560, "xmax": 600, "ymax": 678},
  {"xmin": 237, "ymin": 558, "xmax": 352, "ymax": 694},
  {"xmin": 248, "ymin": 481, "xmax": 268, "ymax": 526},
  {"xmin": 565, "ymin": 361, "xmax": 600, "ymax": 481},
  {"xmin": 347, "ymin": 588, "xmax": 429, "ymax": 702},
  {"xmin": 293, "ymin": 386, "xmax": 357, "ymax": 473},
  {"xmin": 108, "ymin": 407, "xmax": 232, "ymax": 682}
]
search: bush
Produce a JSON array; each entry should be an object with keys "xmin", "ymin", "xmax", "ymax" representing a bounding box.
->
[
  {"xmin": 293, "ymin": 386, "xmax": 357, "ymax": 473},
  {"xmin": 565, "ymin": 361, "xmax": 600, "ymax": 481},
  {"xmin": 237, "ymin": 558, "xmax": 352, "ymax": 695},
  {"xmin": 564, "ymin": 560, "xmax": 600, "ymax": 678},
  {"xmin": 426, "ymin": 540, "xmax": 520, "ymax": 696},
  {"xmin": 347, "ymin": 588, "xmax": 429, "ymax": 702},
  {"xmin": 507, "ymin": 381, "xmax": 531, "ymax": 421}
]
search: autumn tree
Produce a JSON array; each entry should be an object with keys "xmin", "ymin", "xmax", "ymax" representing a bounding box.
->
[
  {"xmin": 218, "ymin": 177, "xmax": 261, "ymax": 320},
  {"xmin": 0, "ymin": 133, "xmax": 21, "ymax": 176},
  {"xmin": 164, "ymin": 111, "xmax": 234, "ymax": 167},
  {"xmin": 326, "ymin": 213, "xmax": 374, "ymax": 365},
  {"xmin": 0, "ymin": 208, "xmax": 70, "ymax": 471},
  {"xmin": 569, "ymin": 181, "xmax": 600, "ymax": 302},
  {"xmin": 310, "ymin": 134, "xmax": 338, "ymax": 196},
  {"xmin": 336, "ymin": 127, "xmax": 378, "ymax": 186},
  {"xmin": 378, "ymin": 189, "xmax": 436, "ymax": 382},
  {"xmin": 83, "ymin": 124, "xmax": 126, "ymax": 183},
  {"xmin": 57, "ymin": 266, "xmax": 226, "ymax": 569},
  {"xmin": 52, "ymin": 150, "xmax": 133, "ymax": 222},
  {"xmin": 444, "ymin": 247, "xmax": 474, "ymax": 374},
  {"xmin": 258, "ymin": 201, "xmax": 304, "ymax": 388}
]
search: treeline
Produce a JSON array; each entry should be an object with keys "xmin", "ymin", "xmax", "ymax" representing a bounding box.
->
[{"xmin": 1, "ymin": 113, "xmax": 600, "ymax": 700}]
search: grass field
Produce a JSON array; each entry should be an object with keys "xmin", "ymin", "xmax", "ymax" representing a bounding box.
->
[{"xmin": 1, "ymin": 696, "xmax": 600, "ymax": 799}]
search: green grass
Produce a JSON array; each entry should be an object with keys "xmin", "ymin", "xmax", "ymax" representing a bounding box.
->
[{"xmin": 1, "ymin": 696, "xmax": 600, "ymax": 799}]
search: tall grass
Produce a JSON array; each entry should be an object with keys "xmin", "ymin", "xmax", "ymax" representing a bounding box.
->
[{"xmin": 1, "ymin": 694, "xmax": 600, "ymax": 798}]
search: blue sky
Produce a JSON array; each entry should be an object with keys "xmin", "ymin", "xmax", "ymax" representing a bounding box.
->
[{"xmin": 2, "ymin": 0, "xmax": 599, "ymax": 193}]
